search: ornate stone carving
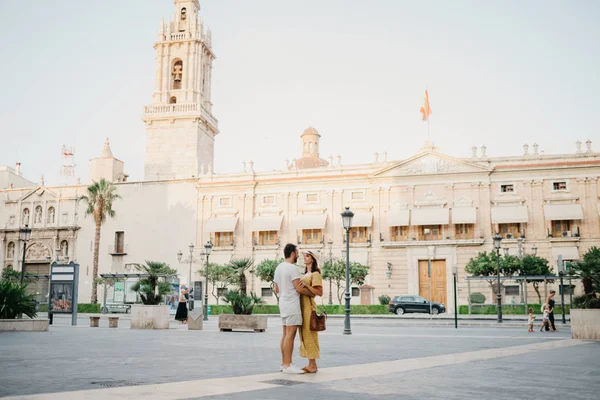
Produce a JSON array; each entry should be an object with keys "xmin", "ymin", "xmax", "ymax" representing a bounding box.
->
[
  {"xmin": 60, "ymin": 240, "xmax": 69, "ymax": 257},
  {"xmin": 7, "ymin": 242, "xmax": 15, "ymax": 259},
  {"xmin": 25, "ymin": 243, "xmax": 51, "ymax": 261},
  {"xmin": 22, "ymin": 208, "xmax": 30, "ymax": 225},
  {"xmin": 47, "ymin": 207, "xmax": 55, "ymax": 224},
  {"xmin": 396, "ymin": 156, "xmax": 461, "ymax": 175},
  {"xmin": 34, "ymin": 206, "xmax": 42, "ymax": 224}
]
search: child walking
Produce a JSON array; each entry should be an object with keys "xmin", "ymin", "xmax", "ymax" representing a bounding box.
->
[
  {"xmin": 539, "ymin": 304, "xmax": 550, "ymax": 332},
  {"xmin": 528, "ymin": 307, "xmax": 535, "ymax": 332}
]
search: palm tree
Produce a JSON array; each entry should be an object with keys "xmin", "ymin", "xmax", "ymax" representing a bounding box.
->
[
  {"xmin": 130, "ymin": 261, "xmax": 177, "ymax": 305},
  {"xmin": 229, "ymin": 258, "xmax": 253, "ymax": 295},
  {"xmin": 80, "ymin": 179, "xmax": 120, "ymax": 303}
]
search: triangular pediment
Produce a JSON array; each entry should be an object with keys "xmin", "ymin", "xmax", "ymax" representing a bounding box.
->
[
  {"xmin": 373, "ymin": 150, "xmax": 491, "ymax": 177},
  {"xmin": 17, "ymin": 187, "xmax": 59, "ymax": 202}
]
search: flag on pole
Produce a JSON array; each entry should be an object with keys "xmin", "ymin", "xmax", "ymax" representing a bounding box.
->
[{"xmin": 420, "ymin": 90, "xmax": 432, "ymax": 121}]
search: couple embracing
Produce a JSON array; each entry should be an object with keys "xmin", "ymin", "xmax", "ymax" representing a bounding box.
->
[{"xmin": 274, "ymin": 243, "xmax": 323, "ymax": 375}]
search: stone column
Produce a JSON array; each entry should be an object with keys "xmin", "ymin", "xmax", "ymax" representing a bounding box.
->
[
  {"xmin": 184, "ymin": 42, "xmax": 191, "ymax": 97},
  {"xmin": 161, "ymin": 45, "xmax": 170, "ymax": 103},
  {"xmin": 154, "ymin": 44, "xmax": 164, "ymax": 103}
]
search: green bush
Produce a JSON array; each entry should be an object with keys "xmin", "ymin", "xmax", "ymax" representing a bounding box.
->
[
  {"xmin": 211, "ymin": 304, "xmax": 389, "ymax": 315},
  {"xmin": 38, "ymin": 303, "xmax": 101, "ymax": 313},
  {"xmin": 573, "ymin": 295, "xmax": 600, "ymax": 309},
  {"xmin": 459, "ymin": 304, "xmax": 571, "ymax": 315},
  {"xmin": 378, "ymin": 294, "xmax": 391, "ymax": 305},
  {"xmin": 0, "ymin": 280, "xmax": 37, "ymax": 319},
  {"xmin": 223, "ymin": 290, "xmax": 263, "ymax": 315},
  {"xmin": 469, "ymin": 292, "xmax": 486, "ymax": 304}
]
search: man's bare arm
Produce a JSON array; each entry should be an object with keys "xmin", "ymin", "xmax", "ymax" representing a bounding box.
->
[
  {"xmin": 274, "ymin": 283, "xmax": 279, "ymax": 295},
  {"xmin": 293, "ymin": 279, "xmax": 313, "ymax": 296}
]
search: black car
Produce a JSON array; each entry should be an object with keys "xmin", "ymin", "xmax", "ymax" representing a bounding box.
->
[{"xmin": 388, "ymin": 295, "xmax": 446, "ymax": 315}]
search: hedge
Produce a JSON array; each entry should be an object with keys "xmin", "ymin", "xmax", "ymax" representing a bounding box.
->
[
  {"xmin": 209, "ymin": 304, "xmax": 389, "ymax": 315},
  {"xmin": 38, "ymin": 304, "xmax": 101, "ymax": 313},
  {"xmin": 459, "ymin": 304, "xmax": 571, "ymax": 315}
]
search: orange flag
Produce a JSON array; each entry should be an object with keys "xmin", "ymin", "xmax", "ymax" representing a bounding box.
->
[{"xmin": 420, "ymin": 90, "xmax": 432, "ymax": 121}]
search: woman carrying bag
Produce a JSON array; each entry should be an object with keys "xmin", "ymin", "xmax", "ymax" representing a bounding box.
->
[{"xmin": 298, "ymin": 251, "xmax": 324, "ymax": 373}]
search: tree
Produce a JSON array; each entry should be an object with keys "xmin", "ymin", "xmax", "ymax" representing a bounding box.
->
[
  {"xmin": 571, "ymin": 247, "xmax": 600, "ymax": 295},
  {"xmin": 321, "ymin": 258, "xmax": 370, "ymax": 305},
  {"xmin": 81, "ymin": 179, "xmax": 120, "ymax": 303},
  {"xmin": 229, "ymin": 258, "xmax": 253, "ymax": 295},
  {"xmin": 198, "ymin": 263, "xmax": 236, "ymax": 304},
  {"xmin": 130, "ymin": 261, "xmax": 177, "ymax": 305},
  {"xmin": 518, "ymin": 255, "xmax": 553, "ymax": 303},
  {"xmin": 255, "ymin": 258, "xmax": 283, "ymax": 301},
  {"xmin": 465, "ymin": 251, "xmax": 520, "ymax": 297}
]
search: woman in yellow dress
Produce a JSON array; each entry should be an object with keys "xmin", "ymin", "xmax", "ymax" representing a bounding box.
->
[{"xmin": 299, "ymin": 250, "xmax": 323, "ymax": 373}]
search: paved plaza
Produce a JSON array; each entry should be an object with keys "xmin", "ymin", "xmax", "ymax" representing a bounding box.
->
[{"xmin": 0, "ymin": 317, "xmax": 598, "ymax": 399}]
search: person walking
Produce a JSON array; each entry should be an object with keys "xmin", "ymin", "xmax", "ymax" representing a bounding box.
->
[
  {"xmin": 298, "ymin": 250, "xmax": 323, "ymax": 373},
  {"xmin": 527, "ymin": 307, "xmax": 535, "ymax": 332},
  {"xmin": 274, "ymin": 244, "xmax": 306, "ymax": 374},
  {"xmin": 175, "ymin": 286, "xmax": 188, "ymax": 324},
  {"xmin": 545, "ymin": 290, "xmax": 557, "ymax": 332}
]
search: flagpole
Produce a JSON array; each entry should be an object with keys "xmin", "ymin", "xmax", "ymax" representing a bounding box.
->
[{"xmin": 426, "ymin": 85, "xmax": 430, "ymax": 143}]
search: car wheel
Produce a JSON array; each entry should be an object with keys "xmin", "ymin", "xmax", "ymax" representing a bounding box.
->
[
  {"xmin": 432, "ymin": 307, "xmax": 439, "ymax": 315},
  {"xmin": 101, "ymin": 307, "xmax": 108, "ymax": 315},
  {"xmin": 395, "ymin": 307, "xmax": 405, "ymax": 315}
]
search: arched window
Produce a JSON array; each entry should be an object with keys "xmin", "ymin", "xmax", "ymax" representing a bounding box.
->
[
  {"xmin": 22, "ymin": 208, "xmax": 30, "ymax": 225},
  {"xmin": 309, "ymin": 142, "xmax": 314, "ymax": 154},
  {"xmin": 172, "ymin": 59, "xmax": 183, "ymax": 89},
  {"xmin": 34, "ymin": 206, "xmax": 43, "ymax": 224},
  {"xmin": 47, "ymin": 207, "xmax": 55, "ymax": 224},
  {"xmin": 181, "ymin": 7, "xmax": 187, "ymax": 21},
  {"xmin": 5, "ymin": 265, "xmax": 13, "ymax": 271},
  {"xmin": 7, "ymin": 242, "xmax": 15, "ymax": 259},
  {"xmin": 170, "ymin": 96, "xmax": 177, "ymax": 104},
  {"xmin": 60, "ymin": 240, "xmax": 69, "ymax": 257}
]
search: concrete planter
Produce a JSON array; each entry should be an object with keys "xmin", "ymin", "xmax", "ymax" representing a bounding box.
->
[
  {"xmin": 130, "ymin": 305, "xmax": 170, "ymax": 330},
  {"xmin": 218, "ymin": 314, "xmax": 268, "ymax": 332},
  {"xmin": 89, "ymin": 316, "xmax": 100, "ymax": 327},
  {"xmin": 0, "ymin": 319, "xmax": 49, "ymax": 332},
  {"xmin": 571, "ymin": 309, "xmax": 600, "ymax": 340},
  {"xmin": 108, "ymin": 317, "xmax": 119, "ymax": 328}
]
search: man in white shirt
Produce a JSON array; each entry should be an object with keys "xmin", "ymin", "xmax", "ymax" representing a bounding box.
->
[{"xmin": 274, "ymin": 243, "xmax": 312, "ymax": 374}]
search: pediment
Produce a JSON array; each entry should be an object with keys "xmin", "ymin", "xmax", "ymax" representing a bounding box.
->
[
  {"xmin": 18, "ymin": 187, "xmax": 59, "ymax": 202},
  {"xmin": 373, "ymin": 151, "xmax": 491, "ymax": 177}
]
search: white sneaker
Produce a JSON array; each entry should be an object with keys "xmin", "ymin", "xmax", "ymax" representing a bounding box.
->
[
  {"xmin": 282, "ymin": 365, "xmax": 305, "ymax": 374},
  {"xmin": 280, "ymin": 363, "xmax": 296, "ymax": 372}
]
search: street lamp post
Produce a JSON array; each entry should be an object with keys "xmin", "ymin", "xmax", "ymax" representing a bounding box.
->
[
  {"xmin": 341, "ymin": 207, "xmax": 354, "ymax": 335},
  {"xmin": 493, "ymin": 234, "xmax": 503, "ymax": 323},
  {"xmin": 327, "ymin": 238, "xmax": 333, "ymax": 305},
  {"xmin": 452, "ymin": 265, "xmax": 458, "ymax": 329},
  {"xmin": 19, "ymin": 225, "xmax": 32, "ymax": 287},
  {"xmin": 203, "ymin": 241, "xmax": 213, "ymax": 321},
  {"xmin": 177, "ymin": 244, "xmax": 200, "ymax": 313},
  {"xmin": 427, "ymin": 246, "xmax": 436, "ymax": 319}
]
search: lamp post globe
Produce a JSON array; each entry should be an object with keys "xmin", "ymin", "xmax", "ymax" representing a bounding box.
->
[
  {"xmin": 340, "ymin": 207, "xmax": 353, "ymax": 335},
  {"xmin": 531, "ymin": 244, "xmax": 538, "ymax": 256},
  {"xmin": 177, "ymin": 250, "xmax": 183, "ymax": 263}
]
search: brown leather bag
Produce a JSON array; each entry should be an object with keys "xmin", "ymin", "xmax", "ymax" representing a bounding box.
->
[{"xmin": 310, "ymin": 307, "xmax": 327, "ymax": 331}]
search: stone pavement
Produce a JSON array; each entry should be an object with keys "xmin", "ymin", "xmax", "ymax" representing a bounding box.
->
[{"xmin": 0, "ymin": 318, "xmax": 596, "ymax": 399}]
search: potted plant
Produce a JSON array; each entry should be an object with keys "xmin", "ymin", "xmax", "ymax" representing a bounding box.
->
[
  {"xmin": 569, "ymin": 247, "xmax": 600, "ymax": 340},
  {"xmin": 218, "ymin": 258, "xmax": 267, "ymax": 332},
  {"xmin": 0, "ymin": 279, "xmax": 48, "ymax": 332},
  {"xmin": 130, "ymin": 261, "xmax": 177, "ymax": 330}
]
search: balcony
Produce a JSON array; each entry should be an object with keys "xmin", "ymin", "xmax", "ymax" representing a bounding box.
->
[
  {"xmin": 108, "ymin": 244, "xmax": 128, "ymax": 256},
  {"xmin": 382, "ymin": 238, "xmax": 485, "ymax": 248},
  {"xmin": 143, "ymin": 103, "xmax": 218, "ymax": 129}
]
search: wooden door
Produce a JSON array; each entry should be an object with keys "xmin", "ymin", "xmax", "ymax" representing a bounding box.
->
[
  {"xmin": 360, "ymin": 288, "xmax": 372, "ymax": 305},
  {"xmin": 418, "ymin": 260, "xmax": 447, "ymax": 305}
]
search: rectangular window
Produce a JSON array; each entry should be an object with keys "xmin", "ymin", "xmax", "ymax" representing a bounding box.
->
[
  {"xmin": 306, "ymin": 193, "xmax": 319, "ymax": 203},
  {"xmin": 114, "ymin": 232, "xmax": 125, "ymax": 254},
  {"xmin": 501, "ymin": 184, "xmax": 514, "ymax": 193},
  {"xmin": 258, "ymin": 231, "xmax": 278, "ymax": 245},
  {"xmin": 302, "ymin": 229, "xmax": 322, "ymax": 244},
  {"xmin": 552, "ymin": 220, "xmax": 572, "ymax": 237},
  {"xmin": 504, "ymin": 286, "xmax": 519, "ymax": 296},
  {"xmin": 455, "ymin": 224, "xmax": 474, "ymax": 240},
  {"xmin": 553, "ymin": 181, "xmax": 567, "ymax": 191},
  {"xmin": 218, "ymin": 197, "xmax": 232, "ymax": 207},
  {"xmin": 351, "ymin": 288, "xmax": 360, "ymax": 297},
  {"xmin": 390, "ymin": 226, "xmax": 407, "ymax": 241},
  {"xmin": 350, "ymin": 227, "xmax": 368, "ymax": 243},
  {"xmin": 215, "ymin": 232, "xmax": 233, "ymax": 247},
  {"xmin": 499, "ymin": 223, "xmax": 520, "ymax": 238},
  {"xmin": 261, "ymin": 287, "xmax": 273, "ymax": 297},
  {"xmin": 559, "ymin": 285, "xmax": 575, "ymax": 295},
  {"xmin": 217, "ymin": 288, "xmax": 228, "ymax": 297},
  {"xmin": 262, "ymin": 195, "xmax": 276, "ymax": 205},
  {"xmin": 419, "ymin": 225, "xmax": 442, "ymax": 241},
  {"xmin": 351, "ymin": 191, "xmax": 365, "ymax": 201}
]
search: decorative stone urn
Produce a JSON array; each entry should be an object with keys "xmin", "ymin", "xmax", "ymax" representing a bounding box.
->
[
  {"xmin": 218, "ymin": 314, "xmax": 268, "ymax": 332},
  {"xmin": 130, "ymin": 305, "xmax": 170, "ymax": 330},
  {"xmin": 571, "ymin": 309, "xmax": 600, "ymax": 340}
]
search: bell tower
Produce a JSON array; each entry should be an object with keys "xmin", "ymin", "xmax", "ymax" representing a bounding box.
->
[{"xmin": 143, "ymin": 0, "xmax": 219, "ymax": 181}]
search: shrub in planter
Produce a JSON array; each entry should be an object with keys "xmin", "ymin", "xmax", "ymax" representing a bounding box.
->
[
  {"xmin": 469, "ymin": 292, "xmax": 486, "ymax": 304},
  {"xmin": 130, "ymin": 261, "xmax": 177, "ymax": 305},
  {"xmin": 573, "ymin": 295, "xmax": 600, "ymax": 309},
  {"xmin": 0, "ymin": 280, "xmax": 37, "ymax": 319},
  {"xmin": 223, "ymin": 290, "xmax": 263, "ymax": 315},
  {"xmin": 378, "ymin": 294, "xmax": 391, "ymax": 305}
]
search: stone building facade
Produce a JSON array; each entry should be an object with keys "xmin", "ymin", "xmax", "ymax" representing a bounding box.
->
[{"xmin": 1, "ymin": 1, "xmax": 599, "ymax": 312}]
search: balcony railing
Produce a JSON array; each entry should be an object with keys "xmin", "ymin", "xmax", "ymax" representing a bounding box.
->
[{"xmin": 143, "ymin": 103, "xmax": 218, "ymax": 128}]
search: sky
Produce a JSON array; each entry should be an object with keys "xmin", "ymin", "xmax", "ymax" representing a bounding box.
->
[{"xmin": 0, "ymin": 0, "xmax": 599, "ymax": 186}]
